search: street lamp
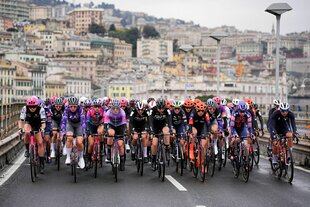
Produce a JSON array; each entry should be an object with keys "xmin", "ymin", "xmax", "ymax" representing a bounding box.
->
[
  {"xmin": 300, "ymin": 78, "xmax": 310, "ymax": 89},
  {"xmin": 158, "ymin": 56, "xmax": 168, "ymax": 97},
  {"xmin": 209, "ymin": 32, "xmax": 228, "ymax": 96},
  {"xmin": 179, "ymin": 44, "xmax": 193, "ymax": 99},
  {"xmin": 265, "ymin": 3, "xmax": 292, "ymax": 99}
]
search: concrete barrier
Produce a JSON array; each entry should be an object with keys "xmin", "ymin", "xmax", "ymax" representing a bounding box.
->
[{"xmin": 0, "ymin": 132, "xmax": 23, "ymax": 171}]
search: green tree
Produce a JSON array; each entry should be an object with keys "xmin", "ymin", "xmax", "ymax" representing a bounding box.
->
[
  {"xmin": 109, "ymin": 24, "xmax": 116, "ymax": 32},
  {"xmin": 142, "ymin": 25, "xmax": 160, "ymax": 38},
  {"xmin": 88, "ymin": 23, "xmax": 106, "ymax": 36}
]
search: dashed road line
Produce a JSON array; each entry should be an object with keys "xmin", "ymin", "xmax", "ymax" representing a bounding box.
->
[{"xmin": 165, "ymin": 175, "xmax": 187, "ymax": 191}]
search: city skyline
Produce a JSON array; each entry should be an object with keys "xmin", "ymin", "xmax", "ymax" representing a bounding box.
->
[{"xmin": 71, "ymin": 0, "xmax": 309, "ymax": 35}]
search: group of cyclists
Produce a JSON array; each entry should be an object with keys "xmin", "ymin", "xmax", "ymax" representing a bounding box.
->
[{"xmin": 18, "ymin": 94, "xmax": 298, "ymax": 181}]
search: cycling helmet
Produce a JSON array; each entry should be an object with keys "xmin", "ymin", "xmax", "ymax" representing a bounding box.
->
[
  {"xmin": 120, "ymin": 98, "xmax": 128, "ymax": 107},
  {"xmin": 196, "ymin": 102, "xmax": 207, "ymax": 111},
  {"xmin": 79, "ymin": 96, "xmax": 87, "ymax": 106},
  {"xmin": 238, "ymin": 101, "xmax": 247, "ymax": 112},
  {"xmin": 172, "ymin": 100, "xmax": 182, "ymax": 108},
  {"xmin": 149, "ymin": 100, "xmax": 157, "ymax": 109},
  {"xmin": 184, "ymin": 98, "xmax": 194, "ymax": 108},
  {"xmin": 253, "ymin": 103, "xmax": 258, "ymax": 109},
  {"xmin": 111, "ymin": 99, "xmax": 121, "ymax": 109},
  {"xmin": 68, "ymin": 97, "xmax": 79, "ymax": 105},
  {"xmin": 136, "ymin": 101, "xmax": 144, "ymax": 110},
  {"xmin": 156, "ymin": 98, "xmax": 166, "ymax": 109},
  {"xmin": 142, "ymin": 99, "xmax": 148, "ymax": 106},
  {"xmin": 45, "ymin": 97, "xmax": 51, "ymax": 106},
  {"xmin": 54, "ymin": 97, "xmax": 63, "ymax": 105},
  {"xmin": 129, "ymin": 99, "xmax": 136, "ymax": 107},
  {"xmin": 273, "ymin": 99, "xmax": 281, "ymax": 106},
  {"xmin": 26, "ymin": 96, "xmax": 39, "ymax": 106},
  {"xmin": 83, "ymin": 99, "xmax": 92, "ymax": 107},
  {"xmin": 166, "ymin": 99, "xmax": 171, "ymax": 108},
  {"xmin": 232, "ymin": 98, "xmax": 240, "ymax": 106},
  {"xmin": 50, "ymin": 96, "xmax": 58, "ymax": 104},
  {"xmin": 227, "ymin": 102, "xmax": 234, "ymax": 108},
  {"xmin": 147, "ymin": 97, "xmax": 155, "ymax": 103},
  {"xmin": 92, "ymin": 99, "xmax": 101, "ymax": 106},
  {"xmin": 38, "ymin": 98, "xmax": 44, "ymax": 107},
  {"xmin": 206, "ymin": 98, "xmax": 217, "ymax": 108},
  {"xmin": 193, "ymin": 98, "xmax": 201, "ymax": 106},
  {"xmin": 213, "ymin": 96, "xmax": 221, "ymax": 105},
  {"xmin": 244, "ymin": 98, "xmax": 253, "ymax": 106},
  {"xmin": 221, "ymin": 98, "xmax": 227, "ymax": 106},
  {"xmin": 280, "ymin": 102, "xmax": 290, "ymax": 111}
]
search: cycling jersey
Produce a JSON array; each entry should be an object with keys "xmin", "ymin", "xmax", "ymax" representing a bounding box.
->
[
  {"xmin": 104, "ymin": 108, "xmax": 127, "ymax": 138},
  {"xmin": 43, "ymin": 106, "xmax": 53, "ymax": 135},
  {"xmin": 129, "ymin": 108, "xmax": 149, "ymax": 132},
  {"xmin": 86, "ymin": 107, "xmax": 105, "ymax": 135},
  {"xmin": 269, "ymin": 110, "xmax": 297, "ymax": 138},
  {"xmin": 207, "ymin": 108, "xmax": 223, "ymax": 132},
  {"xmin": 149, "ymin": 106, "xmax": 172, "ymax": 134},
  {"xmin": 20, "ymin": 106, "xmax": 46, "ymax": 131},
  {"xmin": 61, "ymin": 106, "xmax": 86, "ymax": 137},
  {"xmin": 170, "ymin": 109, "xmax": 187, "ymax": 138},
  {"xmin": 230, "ymin": 111, "xmax": 253, "ymax": 138},
  {"xmin": 188, "ymin": 110, "xmax": 210, "ymax": 138}
]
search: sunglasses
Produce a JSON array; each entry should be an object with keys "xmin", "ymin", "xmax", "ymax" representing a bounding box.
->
[
  {"xmin": 29, "ymin": 106, "xmax": 37, "ymax": 109},
  {"xmin": 94, "ymin": 105, "xmax": 101, "ymax": 108},
  {"xmin": 280, "ymin": 110, "xmax": 289, "ymax": 113},
  {"xmin": 174, "ymin": 108, "xmax": 180, "ymax": 110},
  {"xmin": 185, "ymin": 107, "xmax": 192, "ymax": 109},
  {"xmin": 69, "ymin": 105, "xmax": 77, "ymax": 109},
  {"xmin": 197, "ymin": 110, "xmax": 204, "ymax": 112},
  {"xmin": 55, "ymin": 105, "xmax": 62, "ymax": 108},
  {"xmin": 157, "ymin": 107, "xmax": 165, "ymax": 110}
]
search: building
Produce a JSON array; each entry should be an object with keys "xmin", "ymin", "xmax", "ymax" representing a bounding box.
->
[
  {"xmin": 304, "ymin": 41, "xmax": 310, "ymax": 57},
  {"xmin": 0, "ymin": 16, "xmax": 13, "ymax": 31},
  {"xmin": 5, "ymin": 52, "xmax": 46, "ymax": 63},
  {"xmin": 0, "ymin": 0, "xmax": 29, "ymax": 21},
  {"xmin": 15, "ymin": 76, "xmax": 32, "ymax": 103},
  {"xmin": 29, "ymin": 4, "xmax": 52, "ymax": 20},
  {"xmin": 137, "ymin": 38, "xmax": 173, "ymax": 62},
  {"xmin": 0, "ymin": 60, "xmax": 16, "ymax": 104},
  {"xmin": 236, "ymin": 41, "xmax": 263, "ymax": 58},
  {"xmin": 28, "ymin": 62, "xmax": 47, "ymax": 99},
  {"xmin": 55, "ymin": 34, "xmax": 91, "ymax": 52},
  {"xmin": 107, "ymin": 79, "xmax": 134, "ymax": 98},
  {"xmin": 193, "ymin": 45, "xmax": 233, "ymax": 62},
  {"xmin": 67, "ymin": 8, "xmax": 105, "ymax": 35},
  {"xmin": 45, "ymin": 79, "xmax": 65, "ymax": 98},
  {"xmin": 113, "ymin": 38, "xmax": 132, "ymax": 60},
  {"xmin": 267, "ymin": 36, "xmax": 306, "ymax": 55},
  {"xmin": 63, "ymin": 76, "xmax": 92, "ymax": 97}
]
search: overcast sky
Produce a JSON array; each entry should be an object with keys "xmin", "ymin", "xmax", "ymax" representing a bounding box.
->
[{"xmin": 71, "ymin": 0, "xmax": 309, "ymax": 34}]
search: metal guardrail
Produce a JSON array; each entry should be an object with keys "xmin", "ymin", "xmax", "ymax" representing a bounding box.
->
[{"xmin": 0, "ymin": 103, "xmax": 24, "ymax": 140}]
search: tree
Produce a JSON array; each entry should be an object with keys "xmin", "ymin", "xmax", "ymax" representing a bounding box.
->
[
  {"xmin": 142, "ymin": 25, "xmax": 160, "ymax": 38},
  {"xmin": 109, "ymin": 24, "xmax": 116, "ymax": 32},
  {"xmin": 88, "ymin": 23, "xmax": 106, "ymax": 36}
]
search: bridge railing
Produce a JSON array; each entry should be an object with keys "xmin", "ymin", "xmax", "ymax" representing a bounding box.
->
[{"xmin": 0, "ymin": 103, "xmax": 24, "ymax": 140}]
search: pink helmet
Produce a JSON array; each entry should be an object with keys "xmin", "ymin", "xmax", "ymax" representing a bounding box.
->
[
  {"xmin": 120, "ymin": 98, "xmax": 128, "ymax": 107},
  {"xmin": 227, "ymin": 102, "xmax": 234, "ymax": 108},
  {"xmin": 213, "ymin": 96, "xmax": 221, "ymax": 105},
  {"xmin": 27, "ymin": 96, "xmax": 39, "ymax": 106}
]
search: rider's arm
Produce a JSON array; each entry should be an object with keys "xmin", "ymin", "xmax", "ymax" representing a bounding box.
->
[
  {"xmin": 257, "ymin": 110, "xmax": 264, "ymax": 130},
  {"xmin": 246, "ymin": 112, "xmax": 253, "ymax": 135},
  {"xmin": 148, "ymin": 109, "xmax": 154, "ymax": 133},
  {"xmin": 80, "ymin": 108, "xmax": 86, "ymax": 136},
  {"xmin": 60, "ymin": 109, "xmax": 68, "ymax": 137},
  {"xmin": 39, "ymin": 107, "xmax": 47, "ymax": 130},
  {"xmin": 166, "ymin": 109, "xmax": 172, "ymax": 130},
  {"xmin": 129, "ymin": 110, "xmax": 135, "ymax": 132},
  {"xmin": 229, "ymin": 114, "xmax": 236, "ymax": 136}
]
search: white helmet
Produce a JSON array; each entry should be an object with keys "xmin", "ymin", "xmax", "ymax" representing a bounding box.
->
[
  {"xmin": 232, "ymin": 98, "xmax": 239, "ymax": 106},
  {"xmin": 149, "ymin": 100, "xmax": 156, "ymax": 109},
  {"xmin": 280, "ymin": 102, "xmax": 290, "ymax": 111},
  {"xmin": 221, "ymin": 98, "xmax": 227, "ymax": 106},
  {"xmin": 79, "ymin": 96, "xmax": 88, "ymax": 106},
  {"xmin": 273, "ymin": 99, "xmax": 281, "ymax": 106}
]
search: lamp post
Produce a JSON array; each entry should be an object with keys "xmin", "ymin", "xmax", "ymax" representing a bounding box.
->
[
  {"xmin": 210, "ymin": 32, "xmax": 228, "ymax": 96},
  {"xmin": 265, "ymin": 3, "xmax": 292, "ymax": 99},
  {"xmin": 158, "ymin": 56, "xmax": 168, "ymax": 97},
  {"xmin": 179, "ymin": 44, "xmax": 193, "ymax": 99},
  {"xmin": 300, "ymin": 78, "xmax": 310, "ymax": 96}
]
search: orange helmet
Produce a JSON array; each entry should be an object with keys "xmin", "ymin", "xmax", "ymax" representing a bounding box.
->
[
  {"xmin": 184, "ymin": 98, "xmax": 194, "ymax": 108},
  {"xmin": 244, "ymin": 98, "xmax": 253, "ymax": 106},
  {"xmin": 193, "ymin": 98, "xmax": 201, "ymax": 106},
  {"xmin": 166, "ymin": 99, "xmax": 171, "ymax": 108},
  {"xmin": 195, "ymin": 102, "xmax": 206, "ymax": 111}
]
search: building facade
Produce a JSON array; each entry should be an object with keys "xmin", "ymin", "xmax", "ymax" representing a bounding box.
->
[
  {"xmin": 137, "ymin": 38, "xmax": 173, "ymax": 62},
  {"xmin": 0, "ymin": 0, "xmax": 29, "ymax": 21},
  {"xmin": 0, "ymin": 60, "xmax": 16, "ymax": 104}
]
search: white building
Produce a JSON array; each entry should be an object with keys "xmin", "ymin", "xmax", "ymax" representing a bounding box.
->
[
  {"xmin": 137, "ymin": 38, "xmax": 173, "ymax": 62},
  {"xmin": 63, "ymin": 76, "xmax": 92, "ymax": 97},
  {"xmin": 55, "ymin": 34, "xmax": 91, "ymax": 52},
  {"xmin": 0, "ymin": 60, "xmax": 16, "ymax": 104},
  {"xmin": 236, "ymin": 41, "xmax": 263, "ymax": 58},
  {"xmin": 5, "ymin": 52, "xmax": 46, "ymax": 63}
]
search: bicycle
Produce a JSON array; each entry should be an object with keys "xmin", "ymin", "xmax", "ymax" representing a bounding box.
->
[
  {"xmin": 215, "ymin": 132, "xmax": 227, "ymax": 171},
  {"xmin": 134, "ymin": 132, "xmax": 148, "ymax": 176},
  {"xmin": 171, "ymin": 133, "xmax": 186, "ymax": 176},
  {"xmin": 28, "ymin": 130, "xmax": 40, "ymax": 182},
  {"xmin": 270, "ymin": 134, "xmax": 294, "ymax": 183},
  {"xmin": 152, "ymin": 133, "xmax": 167, "ymax": 182},
  {"xmin": 231, "ymin": 136, "xmax": 250, "ymax": 183},
  {"xmin": 54, "ymin": 129, "xmax": 62, "ymax": 171},
  {"xmin": 91, "ymin": 134, "xmax": 102, "ymax": 178},
  {"xmin": 249, "ymin": 134, "xmax": 260, "ymax": 170},
  {"xmin": 70, "ymin": 137, "xmax": 78, "ymax": 183},
  {"xmin": 109, "ymin": 134, "xmax": 124, "ymax": 182}
]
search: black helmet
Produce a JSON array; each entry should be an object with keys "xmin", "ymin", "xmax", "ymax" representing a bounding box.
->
[
  {"xmin": 156, "ymin": 98, "xmax": 166, "ymax": 109},
  {"xmin": 68, "ymin": 97, "xmax": 78, "ymax": 105}
]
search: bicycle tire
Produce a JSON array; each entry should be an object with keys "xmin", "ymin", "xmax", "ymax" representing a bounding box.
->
[
  {"xmin": 242, "ymin": 148, "xmax": 250, "ymax": 183},
  {"xmin": 199, "ymin": 147, "xmax": 206, "ymax": 182},
  {"xmin": 179, "ymin": 143, "xmax": 184, "ymax": 176},
  {"xmin": 223, "ymin": 144, "xmax": 228, "ymax": 167},
  {"xmin": 139, "ymin": 143, "xmax": 144, "ymax": 176},
  {"xmin": 29, "ymin": 145, "xmax": 36, "ymax": 182},
  {"xmin": 209, "ymin": 146, "xmax": 216, "ymax": 177},
  {"xmin": 94, "ymin": 144, "xmax": 98, "ymax": 178},
  {"xmin": 192, "ymin": 149, "xmax": 198, "ymax": 178},
  {"xmin": 56, "ymin": 141, "xmax": 60, "ymax": 171},
  {"xmin": 284, "ymin": 148, "xmax": 294, "ymax": 183},
  {"xmin": 253, "ymin": 141, "xmax": 260, "ymax": 166},
  {"xmin": 217, "ymin": 144, "xmax": 223, "ymax": 171},
  {"xmin": 158, "ymin": 145, "xmax": 165, "ymax": 182},
  {"xmin": 249, "ymin": 145, "xmax": 254, "ymax": 171}
]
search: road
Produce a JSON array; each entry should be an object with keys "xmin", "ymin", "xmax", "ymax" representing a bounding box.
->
[{"xmin": 0, "ymin": 153, "xmax": 309, "ymax": 207}]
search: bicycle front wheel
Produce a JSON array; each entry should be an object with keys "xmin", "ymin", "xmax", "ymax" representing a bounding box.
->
[
  {"xmin": 283, "ymin": 148, "xmax": 294, "ymax": 183},
  {"xmin": 199, "ymin": 148, "xmax": 206, "ymax": 182},
  {"xmin": 158, "ymin": 145, "xmax": 166, "ymax": 182},
  {"xmin": 253, "ymin": 141, "xmax": 260, "ymax": 166},
  {"xmin": 94, "ymin": 144, "xmax": 99, "ymax": 178},
  {"xmin": 29, "ymin": 145, "xmax": 36, "ymax": 182},
  {"xmin": 241, "ymin": 148, "xmax": 250, "ymax": 183}
]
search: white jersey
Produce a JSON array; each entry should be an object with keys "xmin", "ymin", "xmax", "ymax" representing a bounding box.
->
[{"xmin": 224, "ymin": 106, "xmax": 231, "ymax": 119}]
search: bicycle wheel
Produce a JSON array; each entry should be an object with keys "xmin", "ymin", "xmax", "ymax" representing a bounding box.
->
[
  {"xmin": 158, "ymin": 145, "xmax": 166, "ymax": 182},
  {"xmin": 94, "ymin": 144, "xmax": 98, "ymax": 178},
  {"xmin": 249, "ymin": 145, "xmax": 254, "ymax": 171},
  {"xmin": 56, "ymin": 141, "xmax": 60, "ymax": 171},
  {"xmin": 199, "ymin": 147, "xmax": 206, "ymax": 182},
  {"xmin": 113, "ymin": 164, "xmax": 118, "ymax": 182},
  {"xmin": 179, "ymin": 143, "xmax": 184, "ymax": 176},
  {"xmin": 223, "ymin": 142, "xmax": 228, "ymax": 167},
  {"xmin": 192, "ymin": 149, "xmax": 198, "ymax": 178},
  {"xmin": 209, "ymin": 146, "xmax": 216, "ymax": 177},
  {"xmin": 241, "ymin": 148, "xmax": 250, "ymax": 183},
  {"xmin": 29, "ymin": 145, "xmax": 36, "ymax": 182},
  {"xmin": 253, "ymin": 141, "xmax": 260, "ymax": 166},
  {"xmin": 283, "ymin": 148, "xmax": 294, "ymax": 183},
  {"xmin": 217, "ymin": 143, "xmax": 223, "ymax": 171}
]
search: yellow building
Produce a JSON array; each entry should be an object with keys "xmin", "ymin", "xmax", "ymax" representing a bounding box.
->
[
  {"xmin": 107, "ymin": 81, "xmax": 133, "ymax": 98},
  {"xmin": 24, "ymin": 24, "xmax": 46, "ymax": 33},
  {"xmin": 67, "ymin": 8, "xmax": 104, "ymax": 35},
  {"xmin": 45, "ymin": 81, "xmax": 65, "ymax": 98}
]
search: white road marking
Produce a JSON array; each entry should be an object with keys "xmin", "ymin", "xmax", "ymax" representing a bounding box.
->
[
  {"xmin": 0, "ymin": 153, "xmax": 26, "ymax": 186},
  {"xmin": 196, "ymin": 206, "xmax": 206, "ymax": 207},
  {"xmin": 165, "ymin": 175, "xmax": 187, "ymax": 191}
]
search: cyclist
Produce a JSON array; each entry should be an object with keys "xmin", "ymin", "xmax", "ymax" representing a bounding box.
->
[
  {"xmin": 269, "ymin": 102, "xmax": 297, "ymax": 165},
  {"xmin": 253, "ymin": 103, "xmax": 264, "ymax": 136},
  {"xmin": 50, "ymin": 97, "xmax": 65, "ymax": 158},
  {"xmin": 82, "ymin": 99, "xmax": 92, "ymax": 115},
  {"xmin": 170, "ymin": 100, "xmax": 187, "ymax": 159},
  {"xmin": 86, "ymin": 99, "xmax": 105, "ymax": 169},
  {"xmin": 232, "ymin": 98, "xmax": 240, "ymax": 112},
  {"xmin": 61, "ymin": 97, "xmax": 86, "ymax": 169},
  {"xmin": 42, "ymin": 99, "xmax": 53, "ymax": 163},
  {"xmin": 229, "ymin": 101, "xmax": 253, "ymax": 160},
  {"xmin": 129, "ymin": 100, "xmax": 149, "ymax": 161},
  {"xmin": 182, "ymin": 98, "xmax": 194, "ymax": 123},
  {"xmin": 188, "ymin": 101, "xmax": 210, "ymax": 164},
  {"xmin": 18, "ymin": 96, "xmax": 46, "ymax": 173},
  {"xmin": 120, "ymin": 97, "xmax": 131, "ymax": 153},
  {"xmin": 104, "ymin": 99, "xmax": 127, "ymax": 171},
  {"xmin": 149, "ymin": 97, "xmax": 173, "ymax": 170},
  {"xmin": 267, "ymin": 99, "xmax": 281, "ymax": 155}
]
